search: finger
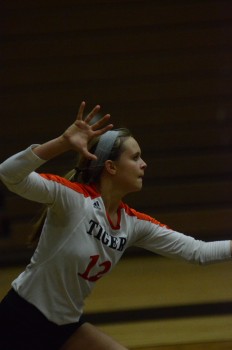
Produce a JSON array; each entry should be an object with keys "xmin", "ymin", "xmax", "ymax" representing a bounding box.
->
[
  {"xmin": 76, "ymin": 101, "xmax": 86, "ymax": 121},
  {"xmin": 97, "ymin": 124, "xmax": 114, "ymax": 136},
  {"xmin": 91, "ymin": 114, "xmax": 112, "ymax": 131},
  {"xmin": 84, "ymin": 105, "xmax": 101, "ymax": 123},
  {"xmin": 81, "ymin": 147, "xmax": 97, "ymax": 161}
]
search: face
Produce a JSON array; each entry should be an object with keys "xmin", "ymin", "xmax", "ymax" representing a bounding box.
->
[{"xmin": 113, "ymin": 137, "xmax": 147, "ymax": 195}]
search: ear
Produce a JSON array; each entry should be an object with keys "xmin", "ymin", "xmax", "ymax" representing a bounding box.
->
[{"xmin": 105, "ymin": 160, "xmax": 117, "ymax": 175}]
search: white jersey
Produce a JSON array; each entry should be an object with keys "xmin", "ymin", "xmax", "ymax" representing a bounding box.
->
[{"xmin": 0, "ymin": 146, "xmax": 231, "ymax": 325}]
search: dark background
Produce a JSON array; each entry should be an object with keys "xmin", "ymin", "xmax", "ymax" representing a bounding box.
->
[{"xmin": 0, "ymin": 0, "xmax": 232, "ymax": 263}]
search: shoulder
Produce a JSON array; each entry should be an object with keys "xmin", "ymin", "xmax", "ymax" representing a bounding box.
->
[
  {"xmin": 121, "ymin": 201, "xmax": 169, "ymax": 228},
  {"xmin": 39, "ymin": 174, "xmax": 100, "ymax": 199}
]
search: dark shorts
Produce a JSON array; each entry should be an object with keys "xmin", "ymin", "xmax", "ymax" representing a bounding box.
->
[{"xmin": 0, "ymin": 288, "xmax": 86, "ymax": 350}]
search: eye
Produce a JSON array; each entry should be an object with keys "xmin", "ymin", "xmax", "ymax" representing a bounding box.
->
[{"xmin": 133, "ymin": 153, "xmax": 141, "ymax": 160}]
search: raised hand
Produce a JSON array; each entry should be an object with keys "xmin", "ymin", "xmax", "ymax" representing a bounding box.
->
[
  {"xmin": 32, "ymin": 102, "xmax": 113, "ymax": 161},
  {"xmin": 62, "ymin": 101, "xmax": 113, "ymax": 160}
]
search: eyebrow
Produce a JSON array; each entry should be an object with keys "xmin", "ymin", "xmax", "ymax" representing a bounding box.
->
[{"xmin": 131, "ymin": 150, "xmax": 141, "ymax": 157}]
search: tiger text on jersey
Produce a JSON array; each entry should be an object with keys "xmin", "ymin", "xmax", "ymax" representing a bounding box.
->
[{"xmin": 87, "ymin": 219, "xmax": 127, "ymax": 251}]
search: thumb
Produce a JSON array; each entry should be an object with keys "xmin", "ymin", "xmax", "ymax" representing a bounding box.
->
[{"xmin": 82, "ymin": 147, "xmax": 97, "ymax": 161}]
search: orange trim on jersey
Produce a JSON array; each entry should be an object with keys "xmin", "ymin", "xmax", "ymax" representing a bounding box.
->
[
  {"xmin": 121, "ymin": 202, "xmax": 170, "ymax": 229},
  {"xmin": 39, "ymin": 174, "xmax": 99, "ymax": 199},
  {"xmin": 39, "ymin": 174, "xmax": 170, "ymax": 229},
  {"xmin": 106, "ymin": 207, "xmax": 121, "ymax": 230}
]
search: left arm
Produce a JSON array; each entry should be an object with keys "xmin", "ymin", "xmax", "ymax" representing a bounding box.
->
[{"xmin": 133, "ymin": 219, "xmax": 232, "ymax": 265}]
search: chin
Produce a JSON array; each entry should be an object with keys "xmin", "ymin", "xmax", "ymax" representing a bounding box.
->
[
  {"xmin": 125, "ymin": 186, "xmax": 142, "ymax": 196},
  {"xmin": 134, "ymin": 184, "xmax": 143, "ymax": 192}
]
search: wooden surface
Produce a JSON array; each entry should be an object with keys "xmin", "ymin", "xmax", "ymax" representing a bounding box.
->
[
  {"xmin": 1, "ymin": 255, "xmax": 232, "ymax": 349},
  {"xmin": 135, "ymin": 342, "xmax": 232, "ymax": 350}
]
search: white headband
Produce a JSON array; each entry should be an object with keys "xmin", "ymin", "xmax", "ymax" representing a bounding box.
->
[{"xmin": 89, "ymin": 130, "xmax": 120, "ymax": 170}]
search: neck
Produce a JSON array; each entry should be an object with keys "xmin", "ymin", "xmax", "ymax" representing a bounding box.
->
[{"xmin": 95, "ymin": 180, "xmax": 122, "ymax": 215}]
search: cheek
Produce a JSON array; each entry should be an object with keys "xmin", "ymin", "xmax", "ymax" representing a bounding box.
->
[
  {"xmin": 116, "ymin": 166, "xmax": 131, "ymax": 182},
  {"xmin": 119, "ymin": 166, "xmax": 136, "ymax": 183}
]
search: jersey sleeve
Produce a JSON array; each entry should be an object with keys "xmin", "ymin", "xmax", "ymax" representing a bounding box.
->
[
  {"xmin": 0, "ymin": 145, "xmax": 58, "ymax": 205},
  {"xmin": 131, "ymin": 210, "xmax": 231, "ymax": 265}
]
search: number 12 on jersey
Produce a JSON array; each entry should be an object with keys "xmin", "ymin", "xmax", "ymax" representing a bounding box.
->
[{"xmin": 78, "ymin": 255, "xmax": 112, "ymax": 282}]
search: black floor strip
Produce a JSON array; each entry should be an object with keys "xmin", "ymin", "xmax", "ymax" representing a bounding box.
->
[{"xmin": 86, "ymin": 301, "xmax": 232, "ymax": 325}]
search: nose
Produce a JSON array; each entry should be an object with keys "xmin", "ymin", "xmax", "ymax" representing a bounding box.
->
[{"xmin": 141, "ymin": 158, "xmax": 147, "ymax": 169}]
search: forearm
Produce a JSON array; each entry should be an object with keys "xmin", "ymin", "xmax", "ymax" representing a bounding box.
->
[
  {"xmin": 0, "ymin": 145, "xmax": 46, "ymax": 187},
  {"xmin": 184, "ymin": 239, "xmax": 232, "ymax": 265},
  {"xmin": 33, "ymin": 136, "xmax": 71, "ymax": 160},
  {"xmin": 0, "ymin": 136, "xmax": 73, "ymax": 186},
  {"xmin": 140, "ymin": 226, "xmax": 232, "ymax": 265},
  {"xmin": 0, "ymin": 145, "xmax": 59, "ymax": 203}
]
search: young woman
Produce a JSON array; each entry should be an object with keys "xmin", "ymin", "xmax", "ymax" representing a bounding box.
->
[{"xmin": 0, "ymin": 102, "xmax": 231, "ymax": 350}]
